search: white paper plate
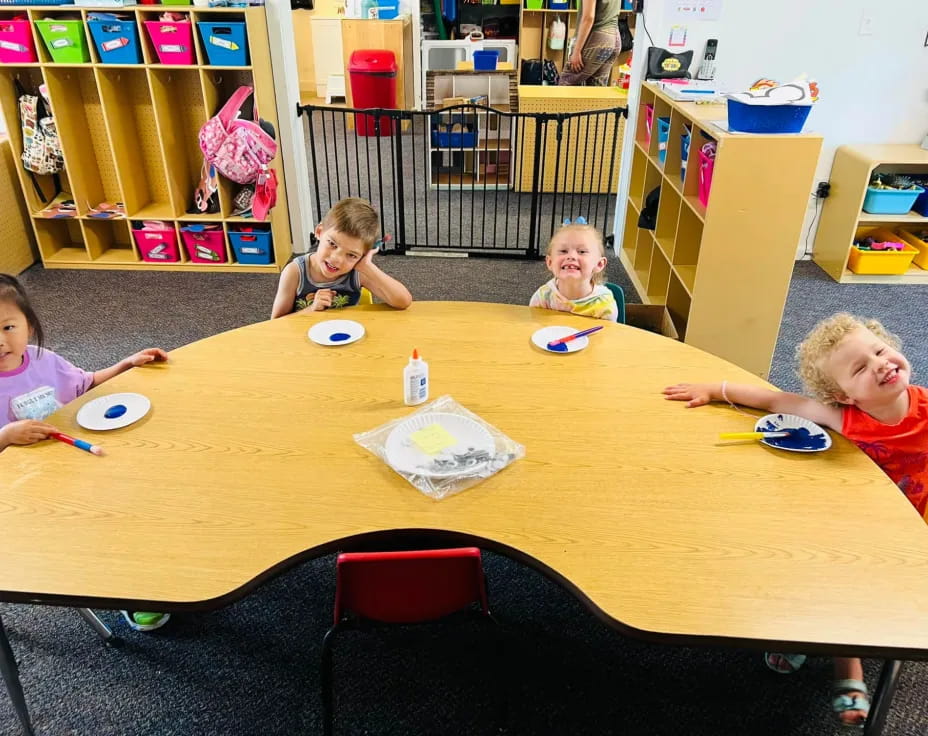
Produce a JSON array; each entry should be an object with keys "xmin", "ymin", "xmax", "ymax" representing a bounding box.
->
[
  {"xmin": 308, "ymin": 319, "xmax": 365, "ymax": 346},
  {"xmin": 384, "ymin": 412, "xmax": 495, "ymax": 478},
  {"xmin": 531, "ymin": 326, "xmax": 589, "ymax": 354},
  {"xmin": 77, "ymin": 392, "xmax": 151, "ymax": 431},
  {"xmin": 754, "ymin": 413, "xmax": 832, "ymax": 453}
]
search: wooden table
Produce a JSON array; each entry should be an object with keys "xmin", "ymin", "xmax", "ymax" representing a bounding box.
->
[{"xmin": 4, "ymin": 302, "xmax": 928, "ymax": 734}]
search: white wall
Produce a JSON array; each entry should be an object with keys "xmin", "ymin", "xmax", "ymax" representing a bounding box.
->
[{"xmin": 615, "ymin": 0, "xmax": 928, "ymax": 259}]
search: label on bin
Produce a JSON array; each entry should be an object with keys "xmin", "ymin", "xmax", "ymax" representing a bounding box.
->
[
  {"xmin": 102, "ymin": 37, "xmax": 129, "ymax": 52},
  {"xmin": 240, "ymin": 247, "xmax": 264, "ymax": 255},
  {"xmin": 0, "ymin": 41, "xmax": 27, "ymax": 53},
  {"xmin": 209, "ymin": 35, "xmax": 239, "ymax": 51},
  {"xmin": 146, "ymin": 244, "xmax": 169, "ymax": 260},
  {"xmin": 159, "ymin": 44, "xmax": 187, "ymax": 53},
  {"xmin": 51, "ymin": 38, "xmax": 74, "ymax": 49},
  {"xmin": 50, "ymin": 24, "xmax": 68, "ymax": 32}
]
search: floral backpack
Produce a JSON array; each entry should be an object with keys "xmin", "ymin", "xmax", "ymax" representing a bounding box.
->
[
  {"xmin": 198, "ymin": 85, "xmax": 277, "ymax": 185},
  {"xmin": 16, "ymin": 81, "xmax": 63, "ymax": 202}
]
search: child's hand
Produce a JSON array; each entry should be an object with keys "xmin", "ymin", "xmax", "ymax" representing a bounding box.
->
[
  {"xmin": 306, "ymin": 289, "xmax": 335, "ymax": 312},
  {"xmin": 126, "ymin": 348, "xmax": 168, "ymax": 367},
  {"xmin": 355, "ymin": 247, "xmax": 380, "ymax": 275},
  {"xmin": 663, "ymin": 383, "xmax": 717, "ymax": 408},
  {"xmin": 1, "ymin": 419, "xmax": 58, "ymax": 447}
]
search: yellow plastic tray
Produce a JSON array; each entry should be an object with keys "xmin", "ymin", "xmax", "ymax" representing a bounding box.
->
[
  {"xmin": 849, "ymin": 227, "xmax": 917, "ymax": 275},
  {"xmin": 897, "ymin": 228, "xmax": 928, "ymax": 270}
]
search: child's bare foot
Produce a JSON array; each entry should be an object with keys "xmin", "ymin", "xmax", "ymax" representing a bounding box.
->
[{"xmin": 833, "ymin": 657, "xmax": 870, "ymax": 727}]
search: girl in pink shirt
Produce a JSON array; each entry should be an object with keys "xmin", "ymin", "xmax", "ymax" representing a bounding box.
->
[{"xmin": 0, "ymin": 273, "xmax": 170, "ymax": 631}]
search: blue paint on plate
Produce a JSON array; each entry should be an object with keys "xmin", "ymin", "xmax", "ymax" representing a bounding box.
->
[
  {"xmin": 329, "ymin": 332, "xmax": 351, "ymax": 342},
  {"xmin": 104, "ymin": 404, "xmax": 127, "ymax": 420},
  {"xmin": 761, "ymin": 420, "xmax": 827, "ymax": 450},
  {"xmin": 547, "ymin": 342, "xmax": 569, "ymax": 352}
]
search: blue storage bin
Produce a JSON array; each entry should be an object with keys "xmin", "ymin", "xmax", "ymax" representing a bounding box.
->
[
  {"xmin": 680, "ymin": 130, "xmax": 691, "ymax": 183},
  {"xmin": 912, "ymin": 187, "xmax": 928, "ymax": 217},
  {"xmin": 375, "ymin": 0, "xmax": 399, "ymax": 19},
  {"xmin": 726, "ymin": 98, "xmax": 812, "ymax": 134},
  {"xmin": 87, "ymin": 20, "xmax": 142, "ymax": 64},
  {"xmin": 473, "ymin": 49, "xmax": 499, "ymax": 71},
  {"xmin": 431, "ymin": 126, "xmax": 476, "ymax": 148},
  {"xmin": 229, "ymin": 229, "xmax": 273, "ymax": 265},
  {"xmin": 197, "ymin": 21, "xmax": 248, "ymax": 66},
  {"xmin": 657, "ymin": 117, "xmax": 670, "ymax": 164},
  {"xmin": 862, "ymin": 186, "xmax": 925, "ymax": 215},
  {"xmin": 548, "ymin": 0, "xmax": 569, "ymax": 8}
]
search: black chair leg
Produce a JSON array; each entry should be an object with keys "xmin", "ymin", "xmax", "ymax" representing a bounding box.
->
[
  {"xmin": 320, "ymin": 625, "xmax": 339, "ymax": 736},
  {"xmin": 0, "ymin": 614, "xmax": 35, "ymax": 736},
  {"xmin": 864, "ymin": 660, "xmax": 905, "ymax": 736},
  {"xmin": 488, "ymin": 612, "xmax": 508, "ymax": 734}
]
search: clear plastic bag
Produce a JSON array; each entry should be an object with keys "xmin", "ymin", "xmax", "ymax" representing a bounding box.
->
[{"xmin": 353, "ymin": 395, "xmax": 525, "ymax": 500}]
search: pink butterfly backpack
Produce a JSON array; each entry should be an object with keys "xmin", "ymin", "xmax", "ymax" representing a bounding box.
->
[{"xmin": 199, "ymin": 85, "xmax": 277, "ymax": 185}]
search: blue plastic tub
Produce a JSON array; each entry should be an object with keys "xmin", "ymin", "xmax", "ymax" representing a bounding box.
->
[
  {"xmin": 862, "ymin": 186, "xmax": 925, "ymax": 215},
  {"xmin": 87, "ymin": 20, "xmax": 142, "ymax": 65},
  {"xmin": 375, "ymin": 0, "xmax": 399, "ymax": 18},
  {"xmin": 431, "ymin": 127, "xmax": 476, "ymax": 148},
  {"xmin": 912, "ymin": 187, "xmax": 928, "ymax": 217},
  {"xmin": 657, "ymin": 117, "xmax": 670, "ymax": 164},
  {"xmin": 197, "ymin": 21, "xmax": 248, "ymax": 66},
  {"xmin": 473, "ymin": 49, "xmax": 499, "ymax": 71},
  {"xmin": 726, "ymin": 98, "xmax": 812, "ymax": 134},
  {"xmin": 229, "ymin": 229, "xmax": 273, "ymax": 265},
  {"xmin": 548, "ymin": 0, "xmax": 569, "ymax": 8},
  {"xmin": 680, "ymin": 130, "xmax": 691, "ymax": 182}
]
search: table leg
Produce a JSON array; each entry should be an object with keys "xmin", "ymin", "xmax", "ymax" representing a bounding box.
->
[
  {"xmin": 0, "ymin": 614, "xmax": 35, "ymax": 736},
  {"xmin": 863, "ymin": 659, "xmax": 904, "ymax": 736}
]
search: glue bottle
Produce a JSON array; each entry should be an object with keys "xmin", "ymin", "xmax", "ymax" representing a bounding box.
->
[{"xmin": 403, "ymin": 348, "xmax": 429, "ymax": 406}]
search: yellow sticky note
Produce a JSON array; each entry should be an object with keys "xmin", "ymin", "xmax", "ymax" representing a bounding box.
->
[{"xmin": 410, "ymin": 423, "xmax": 458, "ymax": 455}]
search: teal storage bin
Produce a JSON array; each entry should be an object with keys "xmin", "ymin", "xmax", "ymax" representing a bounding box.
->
[
  {"xmin": 862, "ymin": 186, "xmax": 925, "ymax": 215},
  {"xmin": 229, "ymin": 228, "xmax": 273, "ymax": 265},
  {"xmin": 197, "ymin": 21, "xmax": 248, "ymax": 66}
]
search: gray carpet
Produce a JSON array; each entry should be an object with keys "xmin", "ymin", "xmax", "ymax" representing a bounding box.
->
[{"xmin": 3, "ymin": 257, "xmax": 927, "ymax": 736}]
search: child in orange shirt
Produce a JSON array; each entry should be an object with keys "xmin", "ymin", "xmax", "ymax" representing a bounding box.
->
[{"xmin": 663, "ymin": 313, "xmax": 928, "ymax": 728}]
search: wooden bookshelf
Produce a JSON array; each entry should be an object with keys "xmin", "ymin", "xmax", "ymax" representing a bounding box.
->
[
  {"xmin": 620, "ymin": 83, "xmax": 823, "ymax": 378},
  {"xmin": 0, "ymin": 6, "xmax": 291, "ymax": 272},
  {"xmin": 812, "ymin": 144, "xmax": 928, "ymax": 284}
]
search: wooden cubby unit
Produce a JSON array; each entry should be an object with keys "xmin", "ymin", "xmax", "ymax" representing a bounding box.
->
[
  {"xmin": 0, "ymin": 6, "xmax": 290, "ymax": 272},
  {"xmin": 812, "ymin": 144, "xmax": 928, "ymax": 284},
  {"xmin": 620, "ymin": 82, "xmax": 823, "ymax": 378}
]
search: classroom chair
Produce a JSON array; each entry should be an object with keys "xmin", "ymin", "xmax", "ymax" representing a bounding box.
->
[
  {"xmin": 320, "ymin": 547, "xmax": 503, "ymax": 736},
  {"xmin": 605, "ymin": 282, "xmax": 626, "ymax": 324}
]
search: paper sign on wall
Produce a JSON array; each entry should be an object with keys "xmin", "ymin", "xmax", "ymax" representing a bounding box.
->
[{"xmin": 665, "ymin": 0, "xmax": 722, "ymax": 21}]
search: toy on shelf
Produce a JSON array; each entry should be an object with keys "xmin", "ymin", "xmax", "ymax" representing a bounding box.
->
[
  {"xmin": 863, "ymin": 173, "xmax": 925, "ymax": 215},
  {"xmin": 853, "ymin": 235, "xmax": 905, "ymax": 252}
]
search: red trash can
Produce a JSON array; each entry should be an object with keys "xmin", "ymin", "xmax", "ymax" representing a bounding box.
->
[{"xmin": 348, "ymin": 49, "xmax": 397, "ymax": 136}]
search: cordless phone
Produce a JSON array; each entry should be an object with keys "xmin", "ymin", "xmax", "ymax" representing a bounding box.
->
[{"xmin": 696, "ymin": 39, "xmax": 718, "ymax": 81}]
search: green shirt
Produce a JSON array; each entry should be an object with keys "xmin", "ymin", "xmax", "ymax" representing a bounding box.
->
[{"xmin": 591, "ymin": 0, "xmax": 620, "ymax": 32}]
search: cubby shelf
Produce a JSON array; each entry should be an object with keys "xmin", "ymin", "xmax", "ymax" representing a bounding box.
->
[
  {"xmin": 0, "ymin": 6, "xmax": 290, "ymax": 272},
  {"xmin": 619, "ymin": 82, "xmax": 823, "ymax": 378},
  {"xmin": 812, "ymin": 144, "xmax": 928, "ymax": 284}
]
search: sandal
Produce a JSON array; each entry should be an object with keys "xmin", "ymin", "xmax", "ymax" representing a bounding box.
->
[
  {"xmin": 832, "ymin": 678, "xmax": 870, "ymax": 728},
  {"xmin": 764, "ymin": 652, "xmax": 807, "ymax": 674}
]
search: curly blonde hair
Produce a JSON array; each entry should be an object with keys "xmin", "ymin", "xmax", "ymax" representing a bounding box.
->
[
  {"xmin": 796, "ymin": 313, "xmax": 901, "ymax": 405},
  {"xmin": 546, "ymin": 224, "xmax": 607, "ymax": 284}
]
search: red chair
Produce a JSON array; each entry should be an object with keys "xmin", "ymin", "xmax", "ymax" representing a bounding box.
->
[{"xmin": 320, "ymin": 547, "xmax": 498, "ymax": 735}]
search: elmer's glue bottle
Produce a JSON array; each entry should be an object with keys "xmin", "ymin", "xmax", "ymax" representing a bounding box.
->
[{"xmin": 403, "ymin": 348, "xmax": 429, "ymax": 406}]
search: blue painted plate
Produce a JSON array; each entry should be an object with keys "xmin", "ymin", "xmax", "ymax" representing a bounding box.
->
[{"xmin": 754, "ymin": 413, "xmax": 832, "ymax": 453}]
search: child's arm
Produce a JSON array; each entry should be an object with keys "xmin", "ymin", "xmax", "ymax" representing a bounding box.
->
[
  {"xmin": 663, "ymin": 381, "xmax": 843, "ymax": 431},
  {"xmin": 0, "ymin": 420, "xmax": 58, "ymax": 451},
  {"xmin": 92, "ymin": 349, "xmax": 168, "ymax": 387},
  {"xmin": 271, "ymin": 261, "xmax": 300, "ymax": 319},
  {"xmin": 356, "ymin": 250, "xmax": 412, "ymax": 309}
]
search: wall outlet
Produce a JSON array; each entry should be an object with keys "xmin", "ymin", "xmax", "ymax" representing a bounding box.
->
[{"xmin": 859, "ymin": 13, "xmax": 874, "ymax": 36}]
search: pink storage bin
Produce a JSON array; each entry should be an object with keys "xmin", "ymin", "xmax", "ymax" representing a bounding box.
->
[
  {"xmin": 0, "ymin": 20, "xmax": 38, "ymax": 64},
  {"xmin": 181, "ymin": 226, "xmax": 227, "ymax": 263},
  {"xmin": 133, "ymin": 227, "xmax": 180, "ymax": 263},
  {"xmin": 144, "ymin": 20, "xmax": 194, "ymax": 65},
  {"xmin": 698, "ymin": 150, "xmax": 714, "ymax": 208},
  {"xmin": 644, "ymin": 103, "xmax": 654, "ymax": 145}
]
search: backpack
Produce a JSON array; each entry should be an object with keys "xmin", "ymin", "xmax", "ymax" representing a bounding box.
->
[
  {"xmin": 199, "ymin": 85, "xmax": 278, "ymax": 185},
  {"xmin": 16, "ymin": 81, "xmax": 63, "ymax": 201}
]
